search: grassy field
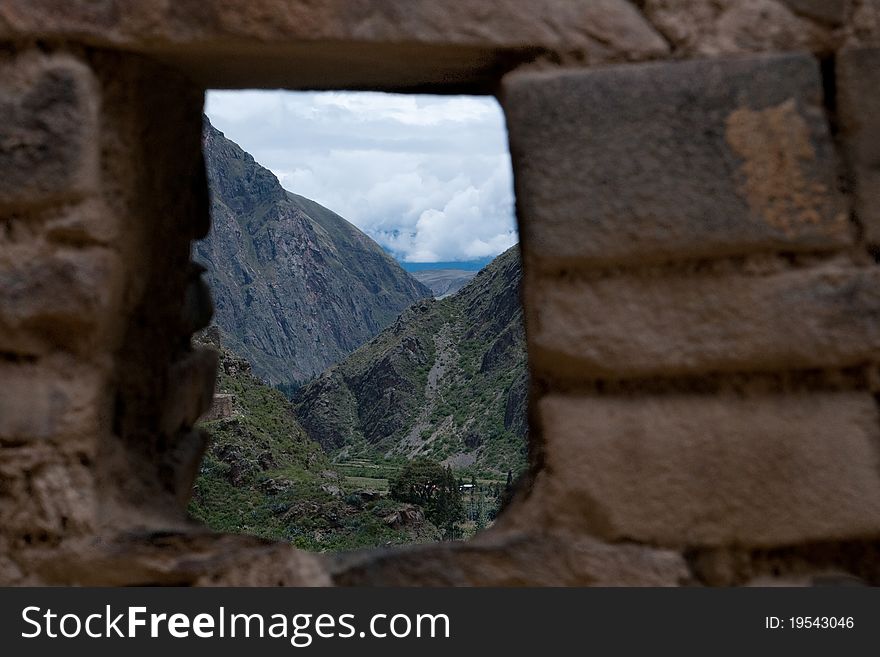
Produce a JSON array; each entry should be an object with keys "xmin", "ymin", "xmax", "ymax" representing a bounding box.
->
[
  {"xmin": 332, "ymin": 456, "xmax": 508, "ymax": 504},
  {"xmin": 343, "ymin": 475, "xmax": 389, "ymax": 492}
]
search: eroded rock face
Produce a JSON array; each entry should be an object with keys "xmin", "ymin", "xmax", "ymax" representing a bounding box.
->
[
  {"xmin": 293, "ymin": 247, "xmax": 528, "ymax": 475},
  {"xmin": 197, "ymin": 119, "xmax": 430, "ymax": 388}
]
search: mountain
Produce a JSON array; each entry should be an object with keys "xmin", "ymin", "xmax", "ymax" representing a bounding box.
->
[
  {"xmin": 190, "ymin": 333, "xmax": 443, "ymax": 550},
  {"xmin": 412, "ymin": 269, "xmax": 478, "ymax": 298},
  {"xmin": 195, "ymin": 118, "xmax": 430, "ymax": 388},
  {"xmin": 400, "ymin": 258, "xmax": 494, "ymax": 272},
  {"xmin": 293, "ymin": 246, "xmax": 528, "ymax": 476}
]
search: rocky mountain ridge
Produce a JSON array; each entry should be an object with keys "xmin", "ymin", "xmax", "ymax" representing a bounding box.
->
[
  {"xmin": 412, "ymin": 269, "xmax": 478, "ymax": 298},
  {"xmin": 195, "ymin": 118, "xmax": 430, "ymax": 388},
  {"xmin": 293, "ymin": 246, "xmax": 527, "ymax": 476}
]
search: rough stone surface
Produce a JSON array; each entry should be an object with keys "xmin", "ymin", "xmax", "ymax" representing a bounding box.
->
[
  {"xmin": 529, "ymin": 264, "xmax": 880, "ymax": 379},
  {"xmin": 42, "ymin": 199, "xmax": 121, "ymax": 248},
  {"xmin": 0, "ymin": 537, "xmax": 25, "ymax": 585},
  {"xmin": 848, "ymin": 0, "xmax": 880, "ymax": 47},
  {"xmin": 3, "ymin": 1, "xmax": 880, "ymax": 589},
  {"xmin": 837, "ymin": 47, "xmax": 880, "ymax": 245},
  {"xmin": 201, "ymin": 394, "xmax": 235, "ymax": 422},
  {"xmin": 0, "ymin": 1, "xmax": 667, "ymax": 90},
  {"xmin": 0, "ymin": 362, "xmax": 104, "ymax": 447},
  {"xmin": 505, "ymin": 54, "xmax": 849, "ymax": 270},
  {"xmin": 84, "ymin": 51, "xmax": 214, "ymax": 533},
  {"xmin": 0, "ymin": 245, "xmax": 122, "ymax": 357},
  {"xmin": 160, "ymin": 346, "xmax": 218, "ymax": 436},
  {"xmin": 27, "ymin": 533, "xmax": 331, "ymax": 586},
  {"xmin": 689, "ymin": 541, "xmax": 880, "ymax": 585},
  {"xmin": 532, "ymin": 393, "xmax": 880, "ymax": 547},
  {"xmin": 643, "ymin": 0, "xmax": 838, "ymax": 55},
  {"xmin": 782, "ymin": 0, "xmax": 848, "ymax": 25},
  {"xmin": 332, "ymin": 530, "xmax": 689, "ymax": 586},
  {"xmin": 0, "ymin": 444, "xmax": 97, "ymax": 544},
  {"xmin": 0, "ymin": 52, "xmax": 99, "ymax": 209}
]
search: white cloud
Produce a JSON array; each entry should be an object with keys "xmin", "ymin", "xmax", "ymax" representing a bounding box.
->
[
  {"xmin": 205, "ymin": 89, "xmax": 516, "ymax": 263},
  {"xmin": 311, "ymin": 92, "xmax": 496, "ymax": 126}
]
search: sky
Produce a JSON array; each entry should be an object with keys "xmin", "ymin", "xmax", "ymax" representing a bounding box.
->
[{"xmin": 205, "ymin": 90, "xmax": 518, "ymax": 263}]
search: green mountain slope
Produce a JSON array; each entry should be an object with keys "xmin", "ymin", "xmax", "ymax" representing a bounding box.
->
[
  {"xmin": 189, "ymin": 338, "xmax": 442, "ymax": 550},
  {"xmin": 195, "ymin": 118, "xmax": 430, "ymax": 388},
  {"xmin": 293, "ymin": 246, "xmax": 528, "ymax": 476}
]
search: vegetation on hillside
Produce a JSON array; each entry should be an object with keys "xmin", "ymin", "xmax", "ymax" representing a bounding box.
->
[
  {"xmin": 193, "ymin": 122, "xmax": 527, "ymax": 550},
  {"xmin": 191, "ymin": 248, "xmax": 527, "ymax": 549},
  {"xmin": 389, "ymin": 459, "xmax": 464, "ymax": 540},
  {"xmin": 293, "ymin": 246, "xmax": 528, "ymax": 478},
  {"xmin": 189, "ymin": 344, "xmax": 443, "ymax": 551}
]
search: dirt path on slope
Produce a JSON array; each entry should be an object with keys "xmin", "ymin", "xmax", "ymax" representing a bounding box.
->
[{"xmin": 391, "ymin": 324, "xmax": 455, "ymax": 457}]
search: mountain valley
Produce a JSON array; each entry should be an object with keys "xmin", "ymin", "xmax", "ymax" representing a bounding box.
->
[{"xmin": 193, "ymin": 123, "xmax": 526, "ymax": 547}]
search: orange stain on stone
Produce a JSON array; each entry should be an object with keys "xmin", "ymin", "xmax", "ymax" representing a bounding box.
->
[{"xmin": 725, "ymin": 99, "xmax": 836, "ymax": 237}]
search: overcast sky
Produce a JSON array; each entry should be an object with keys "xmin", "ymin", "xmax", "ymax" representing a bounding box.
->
[{"xmin": 205, "ymin": 90, "xmax": 517, "ymax": 263}]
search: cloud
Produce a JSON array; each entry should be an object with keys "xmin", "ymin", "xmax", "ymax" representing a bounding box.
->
[{"xmin": 205, "ymin": 90, "xmax": 516, "ymax": 262}]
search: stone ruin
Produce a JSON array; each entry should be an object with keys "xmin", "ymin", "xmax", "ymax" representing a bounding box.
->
[
  {"xmin": 2, "ymin": 0, "xmax": 880, "ymax": 586},
  {"xmin": 200, "ymin": 395, "xmax": 235, "ymax": 423}
]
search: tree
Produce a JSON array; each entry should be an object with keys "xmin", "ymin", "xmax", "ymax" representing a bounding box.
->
[
  {"xmin": 389, "ymin": 458, "xmax": 445, "ymax": 506},
  {"xmin": 468, "ymin": 474, "xmax": 478, "ymax": 521},
  {"xmin": 475, "ymin": 485, "xmax": 487, "ymax": 531},
  {"xmin": 490, "ymin": 470, "xmax": 518, "ymax": 522},
  {"xmin": 390, "ymin": 458, "xmax": 464, "ymax": 539}
]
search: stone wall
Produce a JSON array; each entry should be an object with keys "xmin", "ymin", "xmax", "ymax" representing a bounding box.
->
[
  {"xmin": 2, "ymin": 0, "xmax": 880, "ymax": 586},
  {"xmin": 201, "ymin": 395, "xmax": 236, "ymax": 423}
]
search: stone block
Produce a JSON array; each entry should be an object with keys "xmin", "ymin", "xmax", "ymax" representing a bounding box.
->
[
  {"xmin": 529, "ymin": 265, "xmax": 880, "ymax": 379},
  {"xmin": 0, "ymin": 445, "xmax": 96, "ymax": 539},
  {"xmin": 0, "ymin": 53, "xmax": 99, "ymax": 209},
  {"xmin": 643, "ymin": 0, "xmax": 835, "ymax": 56},
  {"xmin": 535, "ymin": 392, "xmax": 880, "ymax": 547},
  {"xmin": 0, "ymin": 363, "xmax": 104, "ymax": 446},
  {"xmin": 330, "ymin": 530, "xmax": 689, "ymax": 586},
  {"xmin": 0, "ymin": 1, "xmax": 668, "ymax": 89},
  {"xmin": 0, "ymin": 245, "xmax": 122, "ymax": 356},
  {"xmin": 782, "ymin": 0, "xmax": 848, "ymax": 25},
  {"xmin": 848, "ymin": 1, "xmax": 880, "ymax": 48},
  {"xmin": 504, "ymin": 53, "xmax": 850, "ymax": 269},
  {"xmin": 837, "ymin": 47, "xmax": 880, "ymax": 245}
]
